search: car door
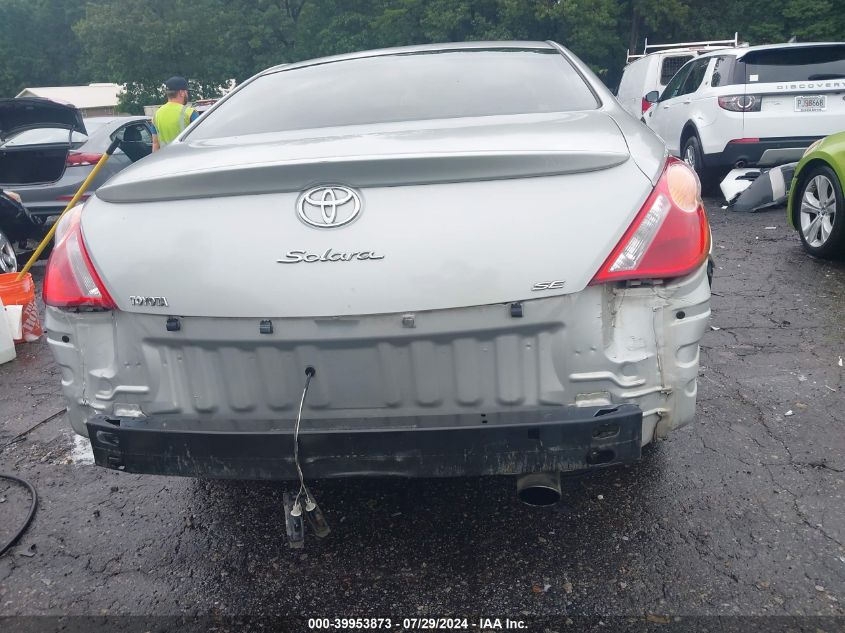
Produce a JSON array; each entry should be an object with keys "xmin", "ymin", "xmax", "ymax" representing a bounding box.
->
[
  {"xmin": 117, "ymin": 121, "xmax": 154, "ymax": 162},
  {"xmin": 663, "ymin": 58, "xmax": 711, "ymax": 153},
  {"xmin": 90, "ymin": 121, "xmax": 153, "ymax": 187},
  {"xmin": 646, "ymin": 60, "xmax": 694, "ymax": 150}
]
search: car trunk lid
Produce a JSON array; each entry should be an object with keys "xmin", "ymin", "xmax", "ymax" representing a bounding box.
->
[
  {"xmin": 83, "ymin": 112, "xmax": 655, "ymax": 317},
  {"xmin": 0, "ymin": 97, "xmax": 86, "ymax": 186}
]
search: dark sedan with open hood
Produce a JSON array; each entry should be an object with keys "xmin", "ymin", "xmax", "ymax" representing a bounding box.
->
[{"xmin": 0, "ymin": 97, "xmax": 86, "ymax": 271}]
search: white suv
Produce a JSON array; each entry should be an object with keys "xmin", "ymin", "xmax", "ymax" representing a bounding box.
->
[
  {"xmin": 616, "ymin": 36, "xmax": 738, "ymax": 120},
  {"xmin": 645, "ymin": 42, "xmax": 845, "ymax": 186}
]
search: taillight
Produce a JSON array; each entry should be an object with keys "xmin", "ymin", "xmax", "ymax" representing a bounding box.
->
[
  {"xmin": 43, "ymin": 205, "xmax": 116, "ymax": 310},
  {"xmin": 718, "ymin": 95, "xmax": 761, "ymax": 112},
  {"xmin": 641, "ymin": 97, "xmax": 653, "ymax": 114},
  {"xmin": 66, "ymin": 152, "xmax": 103, "ymax": 167},
  {"xmin": 590, "ymin": 158, "xmax": 710, "ymax": 284}
]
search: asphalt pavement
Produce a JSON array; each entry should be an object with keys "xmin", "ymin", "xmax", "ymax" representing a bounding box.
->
[{"xmin": 0, "ymin": 201, "xmax": 843, "ymax": 632}]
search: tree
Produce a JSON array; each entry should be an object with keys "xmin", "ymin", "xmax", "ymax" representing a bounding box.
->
[
  {"xmin": 2, "ymin": 0, "xmax": 843, "ymax": 108},
  {"xmin": 0, "ymin": 0, "xmax": 87, "ymax": 98},
  {"xmin": 72, "ymin": 0, "xmax": 316, "ymax": 112},
  {"xmin": 73, "ymin": 0, "xmax": 239, "ymax": 112}
]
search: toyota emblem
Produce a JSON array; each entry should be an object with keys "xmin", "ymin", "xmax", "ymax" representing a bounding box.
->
[{"xmin": 297, "ymin": 185, "xmax": 362, "ymax": 228}]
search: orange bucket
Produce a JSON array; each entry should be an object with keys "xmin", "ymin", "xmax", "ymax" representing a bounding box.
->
[{"xmin": 0, "ymin": 272, "xmax": 43, "ymax": 343}]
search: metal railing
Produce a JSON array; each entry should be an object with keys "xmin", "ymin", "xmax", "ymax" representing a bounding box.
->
[{"xmin": 626, "ymin": 33, "xmax": 740, "ymax": 64}]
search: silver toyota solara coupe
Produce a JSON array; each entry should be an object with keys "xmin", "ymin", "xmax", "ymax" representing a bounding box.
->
[{"xmin": 45, "ymin": 42, "xmax": 711, "ymax": 509}]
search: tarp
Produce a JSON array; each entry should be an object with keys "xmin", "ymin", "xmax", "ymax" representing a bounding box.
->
[{"xmin": 721, "ymin": 162, "xmax": 798, "ymax": 213}]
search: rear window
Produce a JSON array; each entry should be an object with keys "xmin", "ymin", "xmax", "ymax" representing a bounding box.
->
[
  {"xmin": 188, "ymin": 49, "xmax": 599, "ymax": 139},
  {"xmin": 660, "ymin": 55, "xmax": 694, "ymax": 85},
  {"xmin": 710, "ymin": 55, "xmax": 737, "ymax": 87},
  {"xmin": 81, "ymin": 120, "xmax": 108, "ymax": 135},
  {"xmin": 741, "ymin": 45, "xmax": 845, "ymax": 83}
]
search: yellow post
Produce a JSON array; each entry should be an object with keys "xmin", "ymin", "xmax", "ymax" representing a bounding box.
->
[{"xmin": 16, "ymin": 137, "xmax": 122, "ymax": 281}]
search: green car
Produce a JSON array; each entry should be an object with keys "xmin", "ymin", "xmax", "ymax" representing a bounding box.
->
[{"xmin": 788, "ymin": 132, "xmax": 845, "ymax": 259}]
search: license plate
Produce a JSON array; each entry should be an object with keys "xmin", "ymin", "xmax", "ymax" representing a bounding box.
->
[{"xmin": 795, "ymin": 95, "xmax": 826, "ymax": 112}]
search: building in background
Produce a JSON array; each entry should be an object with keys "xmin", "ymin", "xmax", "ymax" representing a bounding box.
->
[{"xmin": 15, "ymin": 83, "xmax": 122, "ymax": 117}]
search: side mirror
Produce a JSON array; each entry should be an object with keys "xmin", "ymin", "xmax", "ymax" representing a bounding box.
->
[{"xmin": 645, "ymin": 90, "xmax": 660, "ymax": 104}]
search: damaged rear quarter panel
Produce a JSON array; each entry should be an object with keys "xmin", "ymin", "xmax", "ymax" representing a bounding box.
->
[{"xmin": 601, "ymin": 265, "xmax": 711, "ymax": 439}]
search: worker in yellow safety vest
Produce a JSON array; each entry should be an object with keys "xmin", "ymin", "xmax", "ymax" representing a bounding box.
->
[{"xmin": 151, "ymin": 76, "xmax": 199, "ymax": 151}]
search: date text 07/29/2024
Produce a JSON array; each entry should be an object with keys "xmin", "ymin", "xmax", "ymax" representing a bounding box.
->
[{"xmin": 307, "ymin": 617, "xmax": 527, "ymax": 630}]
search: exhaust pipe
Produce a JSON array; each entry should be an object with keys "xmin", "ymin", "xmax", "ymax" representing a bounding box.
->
[{"xmin": 516, "ymin": 472, "xmax": 561, "ymax": 507}]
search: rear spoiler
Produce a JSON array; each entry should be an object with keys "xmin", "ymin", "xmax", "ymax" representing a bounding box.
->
[
  {"xmin": 97, "ymin": 150, "xmax": 631, "ymax": 203},
  {"xmin": 737, "ymin": 42, "xmax": 845, "ymax": 63}
]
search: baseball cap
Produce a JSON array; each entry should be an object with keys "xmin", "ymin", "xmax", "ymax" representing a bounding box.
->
[{"xmin": 165, "ymin": 76, "xmax": 189, "ymax": 91}]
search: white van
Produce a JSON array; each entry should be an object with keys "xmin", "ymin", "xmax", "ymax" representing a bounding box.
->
[{"xmin": 617, "ymin": 36, "xmax": 739, "ymax": 119}]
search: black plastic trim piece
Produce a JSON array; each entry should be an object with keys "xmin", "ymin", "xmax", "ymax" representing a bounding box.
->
[{"xmin": 85, "ymin": 405, "xmax": 643, "ymax": 480}]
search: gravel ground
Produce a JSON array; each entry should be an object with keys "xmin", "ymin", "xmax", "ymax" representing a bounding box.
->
[{"xmin": 0, "ymin": 201, "xmax": 843, "ymax": 632}]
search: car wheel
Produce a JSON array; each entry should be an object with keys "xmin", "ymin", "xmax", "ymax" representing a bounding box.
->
[
  {"xmin": 0, "ymin": 229, "xmax": 18, "ymax": 273},
  {"xmin": 681, "ymin": 135, "xmax": 713, "ymax": 192},
  {"xmin": 797, "ymin": 165, "xmax": 844, "ymax": 259}
]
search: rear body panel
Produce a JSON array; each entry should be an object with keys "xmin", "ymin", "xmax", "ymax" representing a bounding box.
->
[
  {"xmin": 698, "ymin": 105, "xmax": 743, "ymax": 156},
  {"xmin": 714, "ymin": 44, "xmax": 845, "ymax": 164},
  {"xmin": 714, "ymin": 136, "xmax": 822, "ymax": 169},
  {"xmin": 46, "ymin": 263, "xmax": 710, "ymax": 466},
  {"xmin": 740, "ymin": 43, "xmax": 845, "ymax": 142},
  {"xmin": 747, "ymin": 82, "xmax": 845, "ymax": 140}
]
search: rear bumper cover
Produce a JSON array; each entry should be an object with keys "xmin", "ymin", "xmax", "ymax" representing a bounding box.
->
[
  {"xmin": 85, "ymin": 404, "xmax": 643, "ymax": 479},
  {"xmin": 707, "ymin": 136, "xmax": 821, "ymax": 168}
]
